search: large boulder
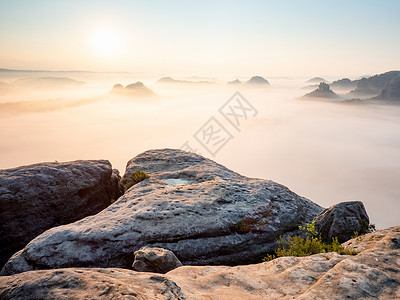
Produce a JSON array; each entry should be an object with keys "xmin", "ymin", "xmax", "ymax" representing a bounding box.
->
[
  {"xmin": 313, "ymin": 201, "xmax": 369, "ymax": 243},
  {"xmin": 0, "ymin": 226, "xmax": 399, "ymax": 299},
  {"xmin": 132, "ymin": 247, "xmax": 182, "ymax": 274},
  {"xmin": 0, "ymin": 160, "xmax": 123, "ymax": 268},
  {"xmin": 1, "ymin": 149, "xmax": 323, "ymax": 275}
]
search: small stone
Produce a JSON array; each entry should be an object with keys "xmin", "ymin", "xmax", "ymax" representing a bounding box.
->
[{"xmin": 132, "ymin": 247, "xmax": 182, "ymax": 274}]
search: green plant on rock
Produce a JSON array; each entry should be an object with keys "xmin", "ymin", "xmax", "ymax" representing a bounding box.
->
[
  {"xmin": 299, "ymin": 220, "xmax": 318, "ymax": 237},
  {"xmin": 121, "ymin": 170, "xmax": 150, "ymax": 190},
  {"xmin": 263, "ymin": 221, "xmax": 358, "ymax": 262}
]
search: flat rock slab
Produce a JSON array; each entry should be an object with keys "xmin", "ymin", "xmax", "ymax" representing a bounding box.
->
[
  {"xmin": 1, "ymin": 149, "xmax": 324, "ymax": 275},
  {"xmin": 0, "ymin": 160, "xmax": 122, "ymax": 268},
  {"xmin": 1, "ymin": 226, "xmax": 399, "ymax": 299}
]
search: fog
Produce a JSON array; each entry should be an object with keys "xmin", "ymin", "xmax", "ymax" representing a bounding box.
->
[{"xmin": 1, "ymin": 72, "xmax": 399, "ymax": 229}]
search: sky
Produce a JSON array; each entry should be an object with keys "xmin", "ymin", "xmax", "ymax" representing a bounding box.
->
[{"xmin": 0, "ymin": 0, "xmax": 400, "ymax": 77}]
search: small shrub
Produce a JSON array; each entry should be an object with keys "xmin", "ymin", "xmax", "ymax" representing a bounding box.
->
[
  {"xmin": 121, "ymin": 170, "xmax": 150, "ymax": 190},
  {"xmin": 263, "ymin": 222, "xmax": 357, "ymax": 262},
  {"xmin": 263, "ymin": 254, "xmax": 276, "ymax": 262},
  {"xmin": 299, "ymin": 221, "xmax": 318, "ymax": 237},
  {"xmin": 131, "ymin": 170, "xmax": 150, "ymax": 183},
  {"xmin": 351, "ymin": 231, "xmax": 362, "ymax": 241}
]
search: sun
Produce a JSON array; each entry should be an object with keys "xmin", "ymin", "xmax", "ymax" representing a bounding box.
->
[{"xmin": 91, "ymin": 27, "xmax": 122, "ymax": 58}]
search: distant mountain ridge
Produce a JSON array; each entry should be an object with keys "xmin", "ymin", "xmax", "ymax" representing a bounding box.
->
[
  {"xmin": 377, "ymin": 74, "xmax": 400, "ymax": 101},
  {"xmin": 306, "ymin": 77, "xmax": 328, "ymax": 84},
  {"xmin": 0, "ymin": 68, "xmax": 130, "ymax": 74},
  {"xmin": 156, "ymin": 77, "xmax": 215, "ymax": 85},
  {"xmin": 227, "ymin": 76, "xmax": 270, "ymax": 87},
  {"xmin": 13, "ymin": 77, "xmax": 85, "ymax": 88},
  {"xmin": 350, "ymin": 71, "xmax": 400, "ymax": 96},
  {"xmin": 331, "ymin": 78, "xmax": 358, "ymax": 90},
  {"xmin": 304, "ymin": 71, "xmax": 400, "ymax": 102}
]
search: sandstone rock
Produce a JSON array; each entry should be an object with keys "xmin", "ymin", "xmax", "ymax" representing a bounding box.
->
[
  {"xmin": 132, "ymin": 247, "xmax": 182, "ymax": 274},
  {"xmin": 313, "ymin": 201, "xmax": 369, "ymax": 243},
  {"xmin": 1, "ymin": 149, "xmax": 323, "ymax": 275},
  {"xmin": 303, "ymin": 82, "xmax": 339, "ymax": 99},
  {"xmin": 1, "ymin": 226, "xmax": 399, "ymax": 299},
  {"xmin": 0, "ymin": 268, "xmax": 186, "ymax": 299},
  {"xmin": 0, "ymin": 160, "xmax": 122, "ymax": 268}
]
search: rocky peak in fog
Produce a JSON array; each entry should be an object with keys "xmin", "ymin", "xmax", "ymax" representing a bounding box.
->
[
  {"xmin": 303, "ymin": 82, "xmax": 339, "ymax": 99},
  {"xmin": 246, "ymin": 76, "xmax": 270, "ymax": 85},
  {"xmin": 111, "ymin": 81, "xmax": 154, "ymax": 95}
]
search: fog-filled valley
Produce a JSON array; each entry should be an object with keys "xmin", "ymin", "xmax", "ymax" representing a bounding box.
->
[{"xmin": 1, "ymin": 70, "xmax": 399, "ymax": 229}]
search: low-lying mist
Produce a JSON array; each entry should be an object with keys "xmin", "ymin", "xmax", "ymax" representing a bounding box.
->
[{"xmin": 0, "ymin": 74, "xmax": 399, "ymax": 229}]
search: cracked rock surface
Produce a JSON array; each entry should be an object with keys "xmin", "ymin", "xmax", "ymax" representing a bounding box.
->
[
  {"xmin": 0, "ymin": 160, "xmax": 122, "ymax": 268},
  {"xmin": 0, "ymin": 226, "xmax": 399, "ymax": 299},
  {"xmin": 1, "ymin": 149, "xmax": 323, "ymax": 274}
]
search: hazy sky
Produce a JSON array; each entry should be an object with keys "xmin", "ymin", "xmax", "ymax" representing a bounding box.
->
[{"xmin": 1, "ymin": 0, "xmax": 399, "ymax": 77}]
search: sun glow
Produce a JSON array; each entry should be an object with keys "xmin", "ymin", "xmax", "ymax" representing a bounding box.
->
[{"xmin": 91, "ymin": 27, "xmax": 122, "ymax": 58}]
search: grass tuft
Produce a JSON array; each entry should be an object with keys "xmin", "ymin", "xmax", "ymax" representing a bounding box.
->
[
  {"xmin": 263, "ymin": 221, "xmax": 358, "ymax": 262},
  {"xmin": 121, "ymin": 170, "xmax": 150, "ymax": 190}
]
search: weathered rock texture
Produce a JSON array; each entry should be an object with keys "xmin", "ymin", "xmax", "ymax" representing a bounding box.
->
[
  {"xmin": 0, "ymin": 268, "xmax": 186, "ymax": 299},
  {"xmin": 1, "ymin": 149, "xmax": 324, "ymax": 274},
  {"xmin": 132, "ymin": 247, "xmax": 182, "ymax": 274},
  {"xmin": 313, "ymin": 201, "xmax": 369, "ymax": 243},
  {"xmin": 0, "ymin": 160, "xmax": 122, "ymax": 268},
  {"xmin": 0, "ymin": 226, "xmax": 398, "ymax": 299}
]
